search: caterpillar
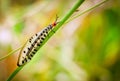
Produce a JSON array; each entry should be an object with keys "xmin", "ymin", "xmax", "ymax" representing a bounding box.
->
[{"xmin": 17, "ymin": 16, "xmax": 59, "ymax": 66}]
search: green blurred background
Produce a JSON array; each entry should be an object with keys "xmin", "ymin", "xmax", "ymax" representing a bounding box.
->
[{"xmin": 0, "ymin": 0, "xmax": 120, "ymax": 81}]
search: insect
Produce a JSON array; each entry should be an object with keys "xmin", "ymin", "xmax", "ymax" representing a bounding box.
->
[{"xmin": 17, "ymin": 16, "xmax": 59, "ymax": 66}]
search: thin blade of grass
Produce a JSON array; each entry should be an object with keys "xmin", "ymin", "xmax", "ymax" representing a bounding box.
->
[
  {"xmin": 0, "ymin": 46, "xmax": 22, "ymax": 61},
  {"xmin": 66, "ymin": 0, "xmax": 109, "ymax": 23}
]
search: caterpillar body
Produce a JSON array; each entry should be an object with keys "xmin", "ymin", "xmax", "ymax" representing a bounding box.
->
[{"xmin": 17, "ymin": 17, "xmax": 59, "ymax": 66}]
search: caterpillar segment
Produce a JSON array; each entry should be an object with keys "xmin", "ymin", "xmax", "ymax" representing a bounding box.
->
[{"xmin": 17, "ymin": 17, "xmax": 59, "ymax": 66}]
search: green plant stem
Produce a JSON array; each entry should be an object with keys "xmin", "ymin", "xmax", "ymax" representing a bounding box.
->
[
  {"xmin": 40, "ymin": 0, "xmax": 85, "ymax": 46},
  {"xmin": 7, "ymin": 66, "xmax": 24, "ymax": 81},
  {"xmin": 66, "ymin": 0, "xmax": 109, "ymax": 23},
  {"xmin": 0, "ymin": 46, "xmax": 22, "ymax": 61},
  {"xmin": 6, "ymin": 0, "xmax": 85, "ymax": 81}
]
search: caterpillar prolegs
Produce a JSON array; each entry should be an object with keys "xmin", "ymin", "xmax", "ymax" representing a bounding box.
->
[{"xmin": 17, "ymin": 16, "xmax": 59, "ymax": 66}]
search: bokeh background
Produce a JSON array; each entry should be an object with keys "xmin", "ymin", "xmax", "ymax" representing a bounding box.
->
[{"xmin": 0, "ymin": 0, "xmax": 120, "ymax": 81}]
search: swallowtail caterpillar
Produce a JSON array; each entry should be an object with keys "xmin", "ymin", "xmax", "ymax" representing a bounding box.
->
[{"xmin": 17, "ymin": 16, "xmax": 59, "ymax": 66}]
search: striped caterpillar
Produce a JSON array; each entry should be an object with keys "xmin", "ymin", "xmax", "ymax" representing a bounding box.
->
[{"xmin": 17, "ymin": 16, "xmax": 59, "ymax": 66}]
